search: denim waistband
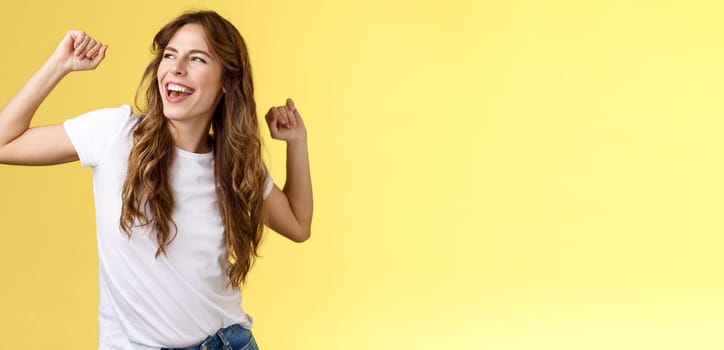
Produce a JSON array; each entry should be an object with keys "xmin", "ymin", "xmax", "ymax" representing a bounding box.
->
[{"xmin": 162, "ymin": 324, "xmax": 255, "ymax": 350}]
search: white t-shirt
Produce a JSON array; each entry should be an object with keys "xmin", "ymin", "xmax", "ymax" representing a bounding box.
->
[{"xmin": 64, "ymin": 105, "xmax": 273, "ymax": 350}]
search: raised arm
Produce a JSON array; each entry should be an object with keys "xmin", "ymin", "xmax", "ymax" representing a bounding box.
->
[
  {"xmin": 263, "ymin": 98, "xmax": 313, "ymax": 243},
  {"xmin": 0, "ymin": 30, "xmax": 107, "ymax": 165}
]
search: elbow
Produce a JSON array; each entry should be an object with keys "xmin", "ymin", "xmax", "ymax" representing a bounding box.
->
[{"xmin": 290, "ymin": 226, "xmax": 311, "ymax": 243}]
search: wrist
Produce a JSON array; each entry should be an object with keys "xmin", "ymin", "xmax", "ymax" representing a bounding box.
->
[
  {"xmin": 43, "ymin": 55, "xmax": 72, "ymax": 78},
  {"xmin": 286, "ymin": 136, "xmax": 308, "ymax": 149}
]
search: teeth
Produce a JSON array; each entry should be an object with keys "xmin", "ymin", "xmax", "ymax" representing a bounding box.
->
[{"xmin": 167, "ymin": 83, "xmax": 194, "ymax": 94}]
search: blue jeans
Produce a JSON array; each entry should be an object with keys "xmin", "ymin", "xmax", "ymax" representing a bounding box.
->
[{"xmin": 162, "ymin": 324, "xmax": 259, "ymax": 350}]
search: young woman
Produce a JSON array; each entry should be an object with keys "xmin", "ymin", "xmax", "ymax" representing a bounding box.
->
[{"xmin": 0, "ymin": 10, "xmax": 312, "ymax": 350}]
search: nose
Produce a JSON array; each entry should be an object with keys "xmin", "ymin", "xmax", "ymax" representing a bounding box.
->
[{"xmin": 171, "ymin": 60, "xmax": 186, "ymax": 76}]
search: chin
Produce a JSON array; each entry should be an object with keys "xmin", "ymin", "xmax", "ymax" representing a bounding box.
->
[{"xmin": 161, "ymin": 105, "xmax": 187, "ymax": 120}]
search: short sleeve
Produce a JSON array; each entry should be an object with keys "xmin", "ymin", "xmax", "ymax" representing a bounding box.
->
[
  {"xmin": 63, "ymin": 105, "xmax": 134, "ymax": 168},
  {"xmin": 263, "ymin": 174, "xmax": 274, "ymax": 199}
]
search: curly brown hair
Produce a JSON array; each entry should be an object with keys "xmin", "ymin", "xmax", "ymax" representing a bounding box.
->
[{"xmin": 120, "ymin": 10, "xmax": 266, "ymax": 288}]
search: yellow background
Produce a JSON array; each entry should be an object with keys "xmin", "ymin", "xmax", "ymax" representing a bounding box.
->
[{"xmin": 1, "ymin": 0, "xmax": 724, "ymax": 349}]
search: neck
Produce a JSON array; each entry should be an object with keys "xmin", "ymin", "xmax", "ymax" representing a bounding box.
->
[{"xmin": 168, "ymin": 118, "xmax": 213, "ymax": 153}]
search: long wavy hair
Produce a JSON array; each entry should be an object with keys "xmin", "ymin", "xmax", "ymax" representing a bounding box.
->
[{"xmin": 120, "ymin": 11, "xmax": 266, "ymax": 288}]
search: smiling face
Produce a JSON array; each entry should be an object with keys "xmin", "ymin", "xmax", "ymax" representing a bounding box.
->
[{"xmin": 157, "ymin": 24, "xmax": 224, "ymax": 126}]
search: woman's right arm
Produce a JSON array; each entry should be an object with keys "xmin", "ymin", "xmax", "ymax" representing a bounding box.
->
[{"xmin": 0, "ymin": 30, "xmax": 107, "ymax": 165}]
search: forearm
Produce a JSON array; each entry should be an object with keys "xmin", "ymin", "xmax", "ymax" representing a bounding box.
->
[
  {"xmin": 0, "ymin": 58, "xmax": 68, "ymax": 146},
  {"xmin": 282, "ymin": 138, "xmax": 313, "ymax": 232}
]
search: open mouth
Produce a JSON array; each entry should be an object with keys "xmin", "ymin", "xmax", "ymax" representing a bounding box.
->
[{"xmin": 166, "ymin": 83, "xmax": 195, "ymax": 98}]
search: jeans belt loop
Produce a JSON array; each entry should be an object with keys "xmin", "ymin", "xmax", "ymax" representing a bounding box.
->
[{"xmin": 217, "ymin": 328, "xmax": 232, "ymax": 350}]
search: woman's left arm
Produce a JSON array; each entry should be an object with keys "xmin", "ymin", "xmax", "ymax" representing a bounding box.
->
[{"xmin": 263, "ymin": 98, "xmax": 313, "ymax": 242}]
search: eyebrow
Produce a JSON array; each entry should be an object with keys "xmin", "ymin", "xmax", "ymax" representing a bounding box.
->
[{"xmin": 164, "ymin": 46, "xmax": 212, "ymax": 58}]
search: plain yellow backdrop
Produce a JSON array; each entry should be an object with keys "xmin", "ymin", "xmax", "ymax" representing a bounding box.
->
[{"xmin": 2, "ymin": 0, "xmax": 724, "ymax": 349}]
